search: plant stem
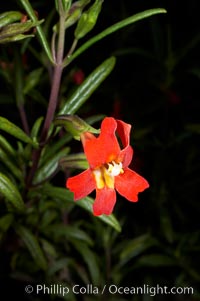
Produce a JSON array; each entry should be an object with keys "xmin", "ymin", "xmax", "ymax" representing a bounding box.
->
[
  {"xmin": 26, "ymin": 1, "xmax": 66, "ymax": 187},
  {"xmin": 40, "ymin": 3, "xmax": 66, "ymax": 141},
  {"xmin": 14, "ymin": 47, "xmax": 30, "ymax": 135},
  {"xmin": 18, "ymin": 104, "xmax": 30, "ymax": 135}
]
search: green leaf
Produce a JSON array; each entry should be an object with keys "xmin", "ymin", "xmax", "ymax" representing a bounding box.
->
[
  {"xmin": 40, "ymin": 238, "xmax": 57, "ymax": 259},
  {"xmin": 30, "ymin": 116, "xmax": 44, "ymax": 139},
  {"xmin": 0, "ymin": 148, "xmax": 23, "ymax": 180},
  {"xmin": 15, "ymin": 225, "xmax": 47, "ymax": 270},
  {"xmin": 59, "ymin": 153, "xmax": 89, "ymax": 170},
  {"xmin": 134, "ymin": 254, "xmax": 177, "ymax": 268},
  {"xmin": 64, "ymin": 8, "xmax": 167, "ymax": 65},
  {"xmin": 33, "ymin": 147, "xmax": 70, "ymax": 184},
  {"xmin": 20, "ymin": 0, "xmax": 54, "ymax": 63},
  {"xmin": 53, "ymin": 0, "xmax": 91, "ymax": 32},
  {"xmin": 0, "ymin": 33, "xmax": 34, "ymax": 43},
  {"xmin": 42, "ymin": 185, "xmax": 121, "ymax": 232},
  {"xmin": 46, "ymin": 224, "xmax": 93, "ymax": 246},
  {"xmin": 55, "ymin": 114, "xmax": 100, "ymax": 140},
  {"xmin": 0, "ymin": 116, "xmax": 37, "ymax": 146},
  {"xmin": 23, "ymin": 67, "xmax": 43, "ymax": 94},
  {"xmin": 0, "ymin": 19, "xmax": 43, "ymax": 44},
  {"xmin": 47, "ymin": 257, "xmax": 74, "ymax": 276},
  {"xmin": 41, "ymin": 134, "xmax": 71, "ymax": 163},
  {"xmin": 40, "ymin": 211, "xmax": 58, "ymax": 229},
  {"xmin": 0, "ymin": 134, "xmax": 16, "ymax": 156},
  {"xmin": 72, "ymin": 240, "xmax": 100, "ymax": 284},
  {"xmin": 119, "ymin": 234, "xmax": 157, "ymax": 265},
  {"xmin": 0, "ymin": 213, "xmax": 14, "ymax": 241},
  {"xmin": 0, "ymin": 214, "xmax": 14, "ymax": 232},
  {"xmin": 74, "ymin": 0, "xmax": 103, "ymax": 39},
  {"xmin": 0, "ymin": 11, "xmax": 23, "ymax": 29},
  {"xmin": 0, "ymin": 172, "xmax": 25, "ymax": 212},
  {"xmin": 59, "ymin": 56, "xmax": 116, "ymax": 114}
]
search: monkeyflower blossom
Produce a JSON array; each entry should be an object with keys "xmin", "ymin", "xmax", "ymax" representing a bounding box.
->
[{"xmin": 66, "ymin": 117, "xmax": 149, "ymax": 216}]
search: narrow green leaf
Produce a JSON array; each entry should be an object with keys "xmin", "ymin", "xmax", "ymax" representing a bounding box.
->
[
  {"xmin": 59, "ymin": 56, "xmax": 116, "ymax": 114},
  {"xmin": 40, "ymin": 238, "xmax": 57, "ymax": 259},
  {"xmin": 47, "ymin": 257, "xmax": 74, "ymax": 276},
  {"xmin": 0, "ymin": 148, "xmax": 23, "ymax": 180},
  {"xmin": 0, "ymin": 214, "xmax": 14, "ymax": 232},
  {"xmin": 119, "ymin": 234, "xmax": 157, "ymax": 265},
  {"xmin": 134, "ymin": 254, "xmax": 177, "ymax": 268},
  {"xmin": 0, "ymin": 33, "xmax": 34, "ymax": 43},
  {"xmin": 0, "ymin": 19, "xmax": 43, "ymax": 44},
  {"xmin": 42, "ymin": 185, "xmax": 121, "ymax": 232},
  {"xmin": 55, "ymin": 114, "xmax": 100, "ymax": 140},
  {"xmin": 46, "ymin": 224, "xmax": 93, "ymax": 246},
  {"xmin": 33, "ymin": 147, "xmax": 70, "ymax": 184},
  {"xmin": 64, "ymin": 8, "xmax": 167, "ymax": 65},
  {"xmin": 0, "ymin": 11, "xmax": 23, "ymax": 29},
  {"xmin": 19, "ymin": 0, "xmax": 54, "ymax": 63},
  {"xmin": 40, "ymin": 211, "xmax": 58, "ymax": 229},
  {"xmin": 23, "ymin": 67, "xmax": 43, "ymax": 94},
  {"xmin": 0, "ymin": 116, "xmax": 37, "ymax": 146},
  {"xmin": 0, "ymin": 134, "xmax": 16, "ymax": 156},
  {"xmin": 74, "ymin": 0, "xmax": 103, "ymax": 39},
  {"xmin": 0, "ymin": 172, "xmax": 25, "ymax": 212},
  {"xmin": 30, "ymin": 116, "xmax": 44, "ymax": 139},
  {"xmin": 41, "ymin": 134, "xmax": 71, "ymax": 164},
  {"xmin": 59, "ymin": 153, "xmax": 89, "ymax": 170},
  {"xmin": 72, "ymin": 240, "xmax": 100, "ymax": 284},
  {"xmin": 16, "ymin": 225, "xmax": 47, "ymax": 270}
]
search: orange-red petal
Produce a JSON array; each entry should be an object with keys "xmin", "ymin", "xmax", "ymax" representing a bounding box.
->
[
  {"xmin": 115, "ymin": 168, "xmax": 149, "ymax": 202},
  {"xmin": 84, "ymin": 117, "xmax": 120, "ymax": 168},
  {"xmin": 116, "ymin": 119, "xmax": 131, "ymax": 148},
  {"xmin": 118, "ymin": 145, "xmax": 133, "ymax": 168},
  {"xmin": 93, "ymin": 188, "xmax": 116, "ymax": 216},
  {"xmin": 66, "ymin": 169, "xmax": 95, "ymax": 200}
]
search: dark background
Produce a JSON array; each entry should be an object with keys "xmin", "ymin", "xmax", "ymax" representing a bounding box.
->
[{"xmin": 0, "ymin": 1, "xmax": 200, "ymax": 300}]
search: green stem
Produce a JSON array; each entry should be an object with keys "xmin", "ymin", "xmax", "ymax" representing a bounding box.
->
[
  {"xmin": 19, "ymin": 0, "xmax": 54, "ymax": 63},
  {"xmin": 18, "ymin": 104, "xmax": 30, "ymax": 135}
]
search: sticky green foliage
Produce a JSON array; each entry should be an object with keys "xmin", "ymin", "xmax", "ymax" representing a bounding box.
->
[
  {"xmin": 33, "ymin": 147, "xmax": 70, "ymax": 185},
  {"xmin": 0, "ymin": 117, "xmax": 38, "ymax": 146},
  {"xmin": 0, "ymin": 148, "xmax": 23, "ymax": 181},
  {"xmin": 119, "ymin": 234, "xmax": 158, "ymax": 265},
  {"xmin": 64, "ymin": 8, "xmax": 167, "ymax": 65},
  {"xmin": 42, "ymin": 184, "xmax": 122, "ymax": 232},
  {"xmin": 0, "ymin": 11, "xmax": 23, "ymax": 29},
  {"xmin": 59, "ymin": 153, "xmax": 89, "ymax": 170},
  {"xmin": 72, "ymin": 240, "xmax": 100, "ymax": 285},
  {"xmin": 0, "ymin": 19, "xmax": 43, "ymax": 44},
  {"xmin": 54, "ymin": 114, "xmax": 100, "ymax": 140},
  {"xmin": 16, "ymin": 226, "xmax": 47, "ymax": 270},
  {"xmin": 60, "ymin": 57, "xmax": 116, "ymax": 114},
  {"xmin": 0, "ymin": 173, "xmax": 25, "ymax": 212},
  {"xmin": 23, "ymin": 68, "xmax": 43, "ymax": 94},
  {"xmin": 74, "ymin": 0, "xmax": 103, "ymax": 39}
]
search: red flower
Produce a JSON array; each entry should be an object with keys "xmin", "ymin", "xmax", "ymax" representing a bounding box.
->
[{"xmin": 66, "ymin": 117, "xmax": 149, "ymax": 216}]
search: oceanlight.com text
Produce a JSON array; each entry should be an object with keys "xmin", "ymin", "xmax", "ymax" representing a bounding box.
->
[{"xmin": 24, "ymin": 283, "xmax": 194, "ymax": 297}]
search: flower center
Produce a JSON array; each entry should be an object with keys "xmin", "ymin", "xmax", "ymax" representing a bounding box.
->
[{"xmin": 92, "ymin": 161, "xmax": 124, "ymax": 189}]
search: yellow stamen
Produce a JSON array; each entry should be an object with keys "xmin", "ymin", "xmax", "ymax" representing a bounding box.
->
[
  {"xmin": 92, "ymin": 161, "xmax": 124, "ymax": 189},
  {"xmin": 93, "ymin": 168, "xmax": 104, "ymax": 189}
]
